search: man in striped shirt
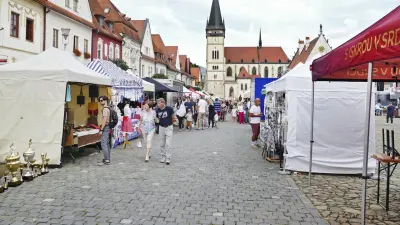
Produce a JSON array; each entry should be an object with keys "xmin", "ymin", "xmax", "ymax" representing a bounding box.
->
[{"xmin": 214, "ymin": 98, "xmax": 221, "ymax": 118}]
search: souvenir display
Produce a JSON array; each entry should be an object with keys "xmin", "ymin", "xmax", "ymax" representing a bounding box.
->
[
  {"xmin": 22, "ymin": 139, "xmax": 35, "ymax": 180},
  {"xmin": 5, "ymin": 144, "xmax": 23, "ymax": 187}
]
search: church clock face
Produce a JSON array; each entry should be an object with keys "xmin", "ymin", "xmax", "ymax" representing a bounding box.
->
[{"xmin": 318, "ymin": 46, "xmax": 325, "ymax": 53}]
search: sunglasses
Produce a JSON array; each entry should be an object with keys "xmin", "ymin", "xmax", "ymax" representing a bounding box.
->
[{"xmin": 99, "ymin": 99, "xmax": 104, "ymax": 102}]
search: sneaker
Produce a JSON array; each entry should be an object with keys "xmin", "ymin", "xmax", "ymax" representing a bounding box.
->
[
  {"xmin": 166, "ymin": 158, "xmax": 171, "ymax": 165},
  {"xmin": 179, "ymin": 129, "xmax": 182, "ymax": 132},
  {"xmin": 160, "ymin": 157, "xmax": 166, "ymax": 163}
]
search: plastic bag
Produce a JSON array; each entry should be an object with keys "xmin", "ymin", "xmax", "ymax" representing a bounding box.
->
[{"xmin": 137, "ymin": 139, "xmax": 142, "ymax": 148}]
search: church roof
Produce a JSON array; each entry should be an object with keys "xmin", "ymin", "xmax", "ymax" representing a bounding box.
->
[
  {"xmin": 206, "ymin": 0, "xmax": 225, "ymax": 31},
  {"xmin": 237, "ymin": 67, "xmax": 261, "ymax": 79},
  {"xmin": 288, "ymin": 37, "xmax": 319, "ymax": 69},
  {"xmin": 225, "ymin": 47, "xmax": 289, "ymax": 64}
]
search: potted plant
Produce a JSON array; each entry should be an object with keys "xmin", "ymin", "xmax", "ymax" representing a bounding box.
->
[
  {"xmin": 84, "ymin": 52, "xmax": 91, "ymax": 59},
  {"xmin": 73, "ymin": 49, "xmax": 82, "ymax": 57}
]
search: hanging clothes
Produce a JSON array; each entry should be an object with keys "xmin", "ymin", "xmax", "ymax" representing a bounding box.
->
[{"xmin": 66, "ymin": 84, "xmax": 71, "ymax": 102}]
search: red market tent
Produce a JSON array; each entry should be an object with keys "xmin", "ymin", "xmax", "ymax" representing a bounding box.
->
[
  {"xmin": 310, "ymin": 6, "xmax": 400, "ymax": 225},
  {"xmin": 312, "ymin": 6, "xmax": 400, "ymax": 81}
]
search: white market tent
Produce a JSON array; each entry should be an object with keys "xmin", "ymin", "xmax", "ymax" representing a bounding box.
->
[
  {"xmin": 126, "ymin": 70, "xmax": 155, "ymax": 92},
  {"xmin": 264, "ymin": 55, "xmax": 376, "ymax": 174},
  {"xmin": 0, "ymin": 48, "xmax": 111, "ymax": 165}
]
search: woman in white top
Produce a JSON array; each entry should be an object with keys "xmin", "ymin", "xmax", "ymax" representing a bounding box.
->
[
  {"xmin": 138, "ymin": 102, "xmax": 156, "ymax": 162},
  {"xmin": 238, "ymin": 103, "xmax": 245, "ymax": 124},
  {"xmin": 175, "ymin": 98, "xmax": 186, "ymax": 131},
  {"xmin": 231, "ymin": 103, "xmax": 238, "ymax": 124}
]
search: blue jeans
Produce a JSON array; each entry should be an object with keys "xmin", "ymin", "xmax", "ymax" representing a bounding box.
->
[
  {"xmin": 244, "ymin": 110, "xmax": 249, "ymax": 123},
  {"xmin": 101, "ymin": 126, "xmax": 111, "ymax": 161}
]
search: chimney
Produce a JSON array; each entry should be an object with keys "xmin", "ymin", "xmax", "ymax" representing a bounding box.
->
[
  {"xmin": 298, "ymin": 40, "xmax": 305, "ymax": 54},
  {"xmin": 305, "ymin": 37, "xmax": 310, "ymax": 49}
]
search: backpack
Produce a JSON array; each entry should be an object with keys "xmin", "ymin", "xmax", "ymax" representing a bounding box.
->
[{"xmin": 104, "ymin": 106, "xmax": 118, "ymax": 129}]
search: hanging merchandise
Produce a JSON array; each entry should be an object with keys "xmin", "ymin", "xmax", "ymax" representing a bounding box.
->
[
  {"xmin": 77, "ymin": 86, "xmax": 85, "ymax": 107},
  {"xmin": 66, "ymin": 84, "xmax": 72, "ymax": 102},
  {"xmin": 88, "ymin": 84, "xmax": 99, "ymax": 98}
]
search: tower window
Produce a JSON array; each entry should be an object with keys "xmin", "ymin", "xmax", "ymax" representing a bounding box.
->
[
  {"xmin": 214, "ymin": 75, "xmax": 217, "ymax": 79},
  {"xmin": 241, "ymin": 83, "xmax": 243, "ymax": 90},
  {"xmin": 245, "ymin": 83, "xmax": 248, "ymax": 90}
]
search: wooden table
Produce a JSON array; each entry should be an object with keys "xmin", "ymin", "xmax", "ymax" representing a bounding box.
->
[{"xmin": 372, "ymin": 153, "xmax": 400, "ymax": 211}]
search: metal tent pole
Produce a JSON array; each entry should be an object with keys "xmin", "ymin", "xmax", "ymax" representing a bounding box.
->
[
  {"xmin": 309, "ymin": 81, "xmax": 315, "ymax": 187},
  {"xmin": 361, "ymin": 62, "xmax": 373, "ymax": 225}
]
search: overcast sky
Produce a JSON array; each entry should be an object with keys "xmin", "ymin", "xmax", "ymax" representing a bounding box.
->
[{"xmin": 112, "ymin": 0, "xmax": 399, "ymax": 67}]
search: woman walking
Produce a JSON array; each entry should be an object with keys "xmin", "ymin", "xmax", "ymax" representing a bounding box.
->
[
  {"xmin": 208, "ymin": 99, "xmax": 216, "ymax": 128},
  {"xmin": 138, "ymin": 102, "xmax": 156, "ymax": 162},
  {"xmin": 175, "ymin": 98, "xmax": 186, "ymax": 132},
  {"xmin": 231, "ymin": 103, "xmax": 238, "ymax": 124},
  {"xmin": 238, "ymin": 102, "xmax": 245, "ymax": 124}
]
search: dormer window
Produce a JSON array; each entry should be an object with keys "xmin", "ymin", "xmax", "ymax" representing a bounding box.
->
[
  {"xmin": 241, "ymin": 59, "xmax": 243, "ymax": 63},
  {"xmin": 252, "ymin": 58, "xmax": 255, "ymax": 63},
  {"xmin": 265, "ymin": 59, "xmax": 267, "ymax": 63},
  {"xmin": 278, "ymin": 59, "xmax": 282, "ymax": 63},
  {"xmin": 107, "ymin": 22, "xmax": 114, "ymax": 32},
  {"xmin": 228, "ymin": 59, "xmax": 231, "ymax": 63},
  {"xmin": 104, "ymin": 8, "xmax": 110, "ymax": 13},
  {"xmin": 97, "ymin": 16, "xmax": 104, "ymax": 27}
]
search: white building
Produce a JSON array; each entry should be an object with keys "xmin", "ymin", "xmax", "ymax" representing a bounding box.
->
[
  {"xmin": 288, "ymin": 24, "xmax": 332, "ymax": 71},
  {"xmin": 151, "ymin": 34, "xmax": 167, "ymax": 76},
  {"xmin": 0, "ymin": 0, "xmax": 44, "ymax": 64},
  {"xmin": 205, "ymin": 0, "xmax": 289, "ymax": 99},
  {"xmin": 132, "ymin": 19, "xmax": 155, "ymax": 78},
  {"xmin": 44, "ymin": 0, "xmax": 93, "ymax": 64},
  {"xmin": 165, "ymin": 46, "xmax": 181, "ymax": 81}
]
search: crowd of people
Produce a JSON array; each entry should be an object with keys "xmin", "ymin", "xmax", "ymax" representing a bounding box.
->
[{"xmin": 97, "ymin": 95, "xmax": 263, "ymax": 166}]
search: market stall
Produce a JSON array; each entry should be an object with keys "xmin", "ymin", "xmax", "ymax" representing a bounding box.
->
[
  {"xmin": 142, "ymin": 77, "xmax": 178, "ymax": 105},
  {"xmin": 264, "ymin": 55, "xmax": 375, "ymax": 174},
  {"xmin": 87, "ymin": 59, "xmax": 143, "ymax": 148},
  {"xmin": 0, "ymin": 48, "xmax": 111, "ymax": 165},
  {"xmin": 310, "ymin": 6, "xmax": 400, "ymax": 224}
]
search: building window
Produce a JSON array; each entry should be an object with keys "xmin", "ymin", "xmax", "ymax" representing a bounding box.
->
[
  {"xmin": 241, "ymin": 83, "xmax": 243, "ymax": 90},
  {"xmin": 252, "ymin": 67, "xmax": 257, "ymax": 75},
  {"xmin": 97, "ymin": 40, "xmax": 103, "ymax": 59},
  {"xmin": 10, "ymin": 12, "xmax": 19, "ymax": 38},
  {"xmin": 25, "ymin": 18, "xmax": 34, "ymax": 42},
  {"xmin": 73, "ymin": 0, "xmax": 78, "ymax": 11},
  {"xmin": 214, "ymin": 74, "xmax": 217, "ymax": 79},
  {"xmin": 115, "ymin": 45, "xmax": 120, "ymax": 59},
  {"xmin": 73, "ymin": 36, "xmax": 79, "ymax": 49},
  {"xmin": 227, "ymin": 67, "xmax": 232, "ymax": 77},
  {"xmin": 108, "ymin": 22, "xmax": 114, "ymax": 32},
  {"xmin": 109, "ymin": 43, "xmax": 114, "ymax": 60},
  {"xmin": 264, "ymin": 67, "xmax": 269, "ymax": 78},
  {"xmin": 148, "ymin": 66, "xmax": 150, "ymax": 75},
  {"xmin": 245, "ymin": 83, "xmax": 248, "ymax": 90},
  {"xmin": 104, "ymin": 43, "xmax": 108, "ymax": 56},
  {"xmin": 84, "ymin": 39, "xmax": 88, "ymax": 53},
  {"xmin": 65, "ymin": 0, "xmax": 70, "ymax": 7},
  {"xmin": 98, "ymin": 16, "xmax": 104, "ymax": 26},
  {"xmin": 53, "ymin": 29, "xmax": 59, "ymax": 48},
  {"xmin": 142, "ymin": 65, "xmax": 145, "ymax": 77}
]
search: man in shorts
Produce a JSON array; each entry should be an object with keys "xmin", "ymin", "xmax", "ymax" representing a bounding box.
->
[{"xmin": 249, "ymin": 98, "xmax": 262, "ymax": 148}]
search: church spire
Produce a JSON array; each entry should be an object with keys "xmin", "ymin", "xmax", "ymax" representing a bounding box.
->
[
  {"xmin": 206, "ymin": 0, "xmax": 225, "ymax": 32},
  {"xmin": 319, "ymin": 24, "xmax": 323, "ymax": 36},
  {"xmin": 258, "ymin": 29, "xmax": 262, "ymax": 49}
]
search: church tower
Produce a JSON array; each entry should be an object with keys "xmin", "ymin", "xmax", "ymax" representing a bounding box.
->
[{"xmin": 205, "ymin": 0, "xmax": 225, "ymax": 98}]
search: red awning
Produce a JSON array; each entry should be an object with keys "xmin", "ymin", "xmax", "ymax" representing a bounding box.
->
[
  {"xmin": 189, "ymin": 87, "xmax": 204, "ymax": 96},
  {"xmin": 312, "ymin": 6, "xmax": 400, "ymax": 82}
]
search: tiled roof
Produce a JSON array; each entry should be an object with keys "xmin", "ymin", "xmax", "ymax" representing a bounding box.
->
[
  {"xmin": 151, "ymin": 34, "xmax": 166, "ymax": 54},
  {"xmin": 96, "ymin": 0, "xmax": 141, "ymax": 43},
  {"xmin": 34, "ymin": 0, "xmax": 94, "ymax": 29},
  {"xmin": 224, "ymin": 47, "xmax": 289, "ymax": 64},
  {"xmin": 142, "ymin": 55, "xmax": 155, "ymax": 62},
  {"xmin": 190, "ymin": 67, "xmax": 200, "ymax": 82},
  {"xmin": 237, "ymin": 67, "xmax": 261, "ymax": 79},
  {"xmin": 88, "ymin": 0, "xmax": 121, "ymax": 41},
  {"xmin": 179, "ymin": 55, "xmax": 187, "ymax": 71},
  {"xmin": 288, "ymin": 37, "xmax": 318, "ymax": 69},
  {"xmin": 165, "ymin": 46, "xmax": 178, "ymax": 66},
  {"xmin": 131, "ymin": 20, "xmax": 146, "ymax": 40}
]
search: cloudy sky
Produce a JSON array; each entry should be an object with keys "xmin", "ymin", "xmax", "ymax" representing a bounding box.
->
[{"xmin": 112, "ymin": 0, "xmax": 399, "ymax": 67}]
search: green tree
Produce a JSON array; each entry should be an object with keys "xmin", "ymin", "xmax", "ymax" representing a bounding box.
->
[
  {"xmin": 152, "ymin": 74, "xmax": 169, "ymax": 79},
  {"xmin": 190, "ymin": 62, "xmax": 200, "ymax": 68},
  {"xmin": 111, "ymin": 59, "xmax": 129, "ymax": 71}
]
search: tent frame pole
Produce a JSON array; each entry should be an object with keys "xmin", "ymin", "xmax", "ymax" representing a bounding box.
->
[
  {"xmin": 309, "ymin": 81, "xmax": 315, "ymax": 187},
  {"xmin": 361, "ymin": 62, "xmax": 373, "ymax": 225}
]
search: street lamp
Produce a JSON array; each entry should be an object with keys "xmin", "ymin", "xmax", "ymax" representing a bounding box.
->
[{"xmin": 61, "ymin": 28, "xmax": 71, "ymax": 51}]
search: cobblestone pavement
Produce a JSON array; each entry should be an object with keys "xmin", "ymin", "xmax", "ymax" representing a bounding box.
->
[
  {"xmin": 293, "ymin": 116, "xmax": 400, "ymax": 225},
  {"xmin": 0, "ymin": 120, "xmax": 327, "ymax": 225}
]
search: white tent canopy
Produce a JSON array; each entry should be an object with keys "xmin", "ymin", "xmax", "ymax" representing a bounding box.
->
[
  {"xmin": 0, "ymin": 48, "xmax": 111, "ymax": 165},
  {"xmin": 264, "ymin": 55, "xmax": 376, "ymax": 174},
  {"xmin": 142, "ymin": 79, "xmax": 155, "ymax": 92}
]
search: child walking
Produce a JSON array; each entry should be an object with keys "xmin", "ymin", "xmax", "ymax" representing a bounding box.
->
[
  {"xmin": 186, "ymin": 109, "xmax": 194, "ymax": 131},
  {"xmin": 231, "ymin": 103, "xmax": 238, "ymax": 124}
]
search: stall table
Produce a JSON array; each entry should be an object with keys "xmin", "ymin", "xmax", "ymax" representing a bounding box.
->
[
  {"xmin": 64, "ymin": 128, "xmax": 102, "ymax": 163},
  {"xmin": 372, "ymin": 153, "xmax": 400, "ymax": 211}
]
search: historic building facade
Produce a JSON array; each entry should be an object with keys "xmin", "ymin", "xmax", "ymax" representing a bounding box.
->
[
  {"xmin": 0, "ymin": 0, "xmax": 44, "ymax": 64},
  {"xmin": 205, "ymin": 0, "xmax": 290, "ymax": 99}
]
